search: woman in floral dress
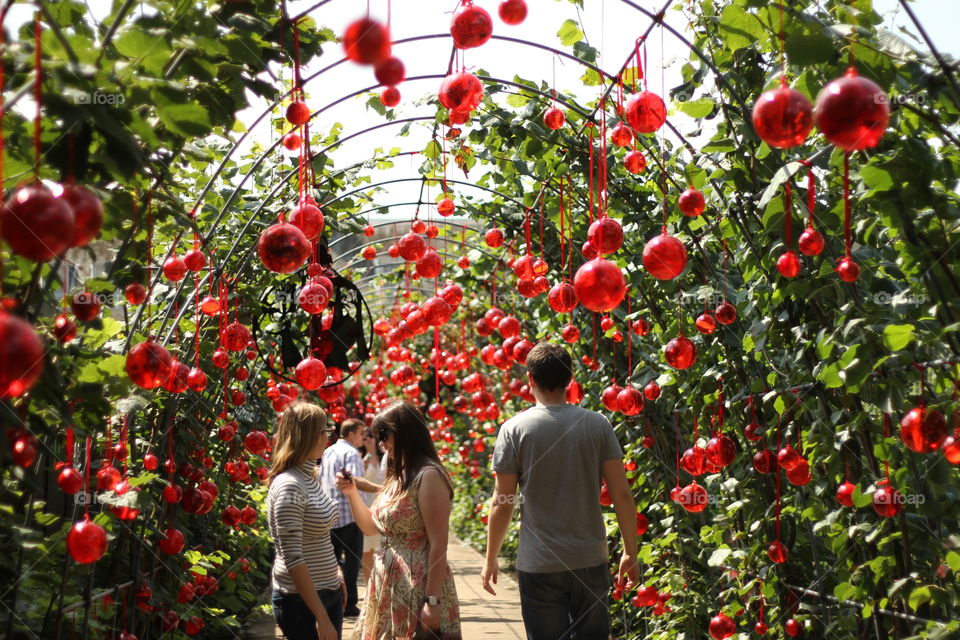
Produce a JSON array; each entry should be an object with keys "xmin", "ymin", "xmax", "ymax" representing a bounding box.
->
[{"xmin": 337, "ymin": 401, "xmax": 462, "ymax": 640}]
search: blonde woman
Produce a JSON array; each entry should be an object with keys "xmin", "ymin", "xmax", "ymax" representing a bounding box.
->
[
  {"xmin": 267, "ymin": 403, "xmax": 345, "ymax": 640},
  {"xmin": 337, "ymin": 401, "xmax": 462, "ymax": 639}
]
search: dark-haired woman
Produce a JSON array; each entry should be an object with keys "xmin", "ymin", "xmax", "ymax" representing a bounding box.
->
[{"xmin": 337, "ymin": 401, "xmax": 462, "ymax": 640}]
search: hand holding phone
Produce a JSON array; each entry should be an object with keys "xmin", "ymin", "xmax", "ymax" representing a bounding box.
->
[{"xmin": 339, "ymin": 466, "xmax": 352, "ymax": 481}]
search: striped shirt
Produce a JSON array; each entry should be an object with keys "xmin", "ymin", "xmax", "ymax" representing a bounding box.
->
[
  {"xmin": 267, "ymin": 459, "xmax": 340, "ymax": 593},
  {"xmin": 319, "ymin": 439, "xmax": 365, "ymax": 527}
]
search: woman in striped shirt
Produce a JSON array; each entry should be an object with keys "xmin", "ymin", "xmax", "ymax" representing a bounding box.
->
[{"xmin": 267, "ymin": 403, "xmax": 345, "ymax": 640}]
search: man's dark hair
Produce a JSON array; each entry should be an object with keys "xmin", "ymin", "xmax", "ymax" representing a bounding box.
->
[
  {"xmin": 524, "ymin": 342, "xmax": 573, "ymax": 391},
  {"xmin": 340, "ymin": 418, "xmax": 364, "ymax": 438}
]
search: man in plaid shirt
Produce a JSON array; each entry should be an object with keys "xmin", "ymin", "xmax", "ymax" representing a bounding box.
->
[{"xmin": 320, "ymin": 418, "xmax": 366, "ymax": 617}]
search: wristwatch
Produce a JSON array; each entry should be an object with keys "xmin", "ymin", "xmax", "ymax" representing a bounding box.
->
[{"xmin": 423, "ymin": 594, "xmax": 439, "ymax": 606}]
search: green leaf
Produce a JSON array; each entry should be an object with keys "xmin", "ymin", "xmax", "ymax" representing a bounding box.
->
[
  {"xmin": 946, "ymin": 551, "xmax": 960, "ymax": 573},
  {"xmin": 557, "ymin": 19, "xmax": 585, "ymax": 47},
  {"xmin": 861, "ymin": 165, "xmax": 895, "ymax": 192},
  {"xmin": 677, "ymin": 98, "xmax": 716, "ymax": 119},
  {"xmin": 908, "ymin": 586, "xmax": 931, "ymax": 611},
  {"xmin": 882, "ymin": 324, "xmax": 914, "ymax": 351},
  {"xmin": 718, "ymin": 4, "xmax": 765, "ymax": 50},
  {"xmin": 708, "ymin": 547, "xmax": 732, "ymax": 567}
]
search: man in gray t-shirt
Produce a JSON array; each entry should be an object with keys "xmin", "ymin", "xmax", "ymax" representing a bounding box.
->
[{"xmin": 482, "ymin": 342, "xmax": 639, "ymax": 639}]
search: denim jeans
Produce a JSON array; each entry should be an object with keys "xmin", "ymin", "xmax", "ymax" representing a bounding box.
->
[
  {"xmin": 272, "ymin": 587, "xmax": 344, "ymax": 640},
  {"xmin": 517, "ymin": 563, "xmax": 610, "ymax": 640}
]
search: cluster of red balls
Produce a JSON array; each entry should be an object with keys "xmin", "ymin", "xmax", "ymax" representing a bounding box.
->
[{"xmin": 341, "ymin": 17, "xmax": 406, "ymax": 108}]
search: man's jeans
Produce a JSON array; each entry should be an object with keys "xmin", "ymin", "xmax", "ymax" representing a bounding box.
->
[{"xmin": 517, "ymin": 563, "xmax": 610, "ymax": 640}]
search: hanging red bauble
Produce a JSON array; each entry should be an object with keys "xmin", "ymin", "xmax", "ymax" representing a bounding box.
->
[
  {"xmin": 126, "ymin": 340, "xmax": 173, "ymax": 390},
  {"xmin": 223, "ymin": 322, "xmax": 251, "ymax": 351},
  {"xmin": 643, "ymin": 232, "xmax": 687, "ymax": 280},
  {"xmin": 163, "ymin": 360, "xmax": 190, "ymax": 394},
  {"xmin": 624, "ymin": 91, "xmax": 666, "ymax": 133},
  {"xmin": 836, "ymin": 481, "xmax": 856, "ymax": 507},
  {"xmin": 374, "ymin": 56, "xmax": 406, "ymax": 86},
  {"xmin": 97, "ymin": 463, "xmax": 121, "ymax": 490},
  {"xmin": 58, "ymin": 466, "xmax": 83, "ymax": 494},
  {"xmin": 679, "ymin": 482, "xmax": 708, "ymax": 512},
  {"xmin": 183, "ymin": 249, "xmax": 207, "ymax": 272},
  {"xmin": 286, "ymin": 100, "xmax": 310, "ymax": 126},
  {"xmin": 543, "ymin": 107, "xmax": 565, "ymax": 130},
  {"xmin": 513, "ymin": 339, "xmax": 535, "ymax": 365},
  {"xmin": 744, "ymin": 421, "xmax": 763, "ymax": 442},
  {"xmin": 900, "ymin": 406, "xmax": 947, "ymax": 453},
  {"xmin": 617, "ymin": 386, "xmax": 644, "ymax": 416},
  {"xmin": 835, "ymin": 256, "xmax": 860, "ymax": 283},
  {"xmin": 158, "ymin": 527, "xmax": 185, "ymax": 555},
  {"xmin": 945, "ymin": 434, "xmax": 960, "ymax": 465},
  {"xmin": 258, "ymin": 223, "xmax": 311, "ymax": 274},
  {"xmin": 708, "ymin": 612, "xmax": 736, "ymax": 640},
  {"xmin": 678, "ymin": 187, "xmax": 705, "ymax": 217},
  {"xmin": 610, "ymin": 123, "xmax": 634, "ymax": 148},
  {"xmin": 573, "ymin": 258, "xmax": 626, "ymax": 312},
  {"xmin": 695, "ymin": 312, "xmax": 716, "ymax": 335},
  {"xmin": 296, "ymin": 357, "xmax": 327, "ymax": 391},
  {"xmin": 814, "ymin": 67, "xmax": 889, "ymax": 151},
  {"xmin": 777, "ymin": 250, "xmax": 801, "ymax": 278},
  {"xmin": 422, "ymin": 296, "xmax": 453, "ymax": 327},
  {"xmin": 705, "ymin": 434, "xmax": 736, "ymax": 468},
  {"xmin": 52, "ymin": 313, "xmax": 77, "ymax": 343},
  {"xmin": 600, "ymin": 316, "xmax": 614, "ymax": 332},
  {"xmin": 438, "ymin": 72, "xmax": 484, "ymax": 113},
  {"xmin": 67, "ymin": 515, "xmax": 107, "ymax": 564},
  {"xmin": 680, "ymin": 446, "xmax": 707, "ymax": 476},
  {"xmin": 498, "ymin": 316, "xmax": 521, "ymax": 339},
  {"xmin": 580, "ymin": 240, "xmax": 598, "ymax": 260},
  {"xmin": 282, "ymin": 132, "xmax": 301, "ymax": 150},
  {"xmin": 498, "ymin": 0, "xmax": 527, "ymax": 24},
  {"xmin": 787, "ymin": 458, "xmax": 812, "ymax": 485},
  {"xmin": 664, "ymin": 334, "xmax": 696, "ymax": 370},
  {"xmin": 70, "ymin": 291, "xmax": 101, "ymax": 321},
  {"xmin": 398, "ymin": 232, "xmax": 427, "ymax": 262},
  {"xmin": 416, "ymin": 249, "xmax": 443, "ymax": 279},
  {"xmin": 544, "ymin": 282, "xmax": 575, "ymax": 314},
  {"xmin": 200, "ymin": 295, "xmax": 220, "ymax": 315},
  {"xmin": 440, "ymin": 283, "xmax": 464, "ymax": 308},
  {"xmin": 290, "ymin": 202, "xmax": 325, "ymax": 241},
  {"xmin": 714, "ymin": 301, "xmax": 736, "ymax": 325},
  {"xmin": 755, "ymin": 622, "xmax": 769, "ymax": 635},
  {"xmin": 777, "ymin": 444, "xmax": 801, "ymax": 470},
  {"xmin": 798, "ymin": 226, "xmax": 824, "ymax": 256},
  {"xmin": 451, "ymin": 2, "xmax": 493, "ymax": 49},
  {"xmin": 163, "ymin": 256, "xmax": 187, "ymax": 282},
  {"xmin": 125, "ymin": 283, "xmax": 147, "ymax": 306},
  {"xmin": 484, "ymin": 228, "xmax": 504, "ymax": 248},
  {"xmin": 1, "ymin": 185, "xmax": 75, "ymax": 260},
  {"xmin": 560, "ymin": 323, "xmax": 579, "ymax": 343},
  {"xmin": 513, "ymin": 254, "xmax": 535, "ymax": 281},
  {"xmin": 361, "ymin": 246, "xmax": 377, "ymax": 260},
  {"xmin": 363, "ymin": 224, "xmax": 376, "ymax": 237},
  {"xmin": 587, "ymin": 217, "xmax": 624, "ymax": 255},
  {"xmin": 636, "ymin": 512, "xmax": 648, "ymax": 536},
  {"xmin": 186, "ymin": 367, "xmax": 207, "ymax": 392},
  {"xmin": 751, "ymin": 79, "xmax": 814, "ymax": 148},
  {"xmin": 342, "ymin": 18, "xmax": 391, "ymax": 65},
  {"xmin": 752, "ymin": 450, "xmax": 776, "ymax": 474},
  {"xmin": 63, "ymin": 184, "xmax": 104, "ymax": 248},
  {"xmin": 767, "ymin": 540, "xmax": 788, "ymax": 564},
  {"xmin": 437, "ymin": 197, "xmax": 455, "ymax": 216},
  {"xmin": 784, "ymin": 618, "xmax": 802, "ymax": 637},
  {"xmin": 565, "ymin": 379, "xmax": 584, "ymax": 404},
  {"xmin": 244, "ymin": 429, "xmax": 269, "ymax": 455},
  {"xmin": 298, "ymin": 282, "xmax": 330, "ymax": 315},
  {"xmin": 643, "ymin": 381, "xmax": 661, "ymax": 401},
  {"xmin": 411, "ymin": 219, "xmax": 427, "ymax": 234},
  {"xmin": 631, "ymin": 318, "xmax": 649, "ymax": 336},
  {"xmin": 623, "ymin": 149, "xmax": 647, "ymax": 174},
  {"xmin": 380, "ymin": 86, "xmax": 401, "ymax": 107},
  {"xmin": 601, "ymin": 384, "xmax": 623, "ymax": 412},
  {"xmin": 873, "ymin": 480, "xmax": 902, "ymax": 517}
]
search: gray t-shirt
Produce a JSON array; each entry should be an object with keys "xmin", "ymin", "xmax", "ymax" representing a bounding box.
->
[{"xmin": 492, "ymin": 403, "xmax": 623, "ymax": 573}]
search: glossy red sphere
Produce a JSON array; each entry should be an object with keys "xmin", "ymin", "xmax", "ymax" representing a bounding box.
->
[
  {"xmin": 798, "ymin": 226, "xmax": 824, "ymax": 256},
  {"xmin": 836, "ymin": 481, "xmax": 856, "ymax": 507},
  {"xmin": 282, "ymin": 132, "xmax": 301, "ymax": 150},
  {"xmin": 1, "ymin": 185, "xmax": 75, "ymax": 260},
  {"xmin": 752, "ymin": 80, "xmax": 814, "ymax": 148},
  {"xmin": 587, "ymin": 217, "xmax": 624, "ymax": 255},
  {"xmin": 900, "ymin": 406, "xmax": 947, "ymax": 453},
  {"xmin": 223, "ymin": 322, "xmax": 251, "ymax": 351},
  {"xmin": 565, "ymin": 379, "xmax": 584, "ymax": 404},
  {"xmin": 777, "ymin": 444, "xmax": 802, "ymax": 470},
  {"xmin": 416, "ymin": 250, "xmax": 443, "ymax": 279},
  {"xmin": 290, "ymin": 202, "xmax": 324, "ymax": 241},
  {"xmin": 610, "ymin": 123, "xmax": 634, "ymax": 148},
  {"xmin": 63, "ymin": 184, "xmax": 103, "ymax": 247},
  {"xmin": 547, "ymin": 282, "xmax": 578, "ymax": 313},
  {"xmin": 286, "ymin": 100, "xmax": 310, "ymax": 126},
  {"xmin": 624, "ymin": 150, "xmax": 647, "ymax": 174},
  {"xmin": 573, "ymin": 258, "xmax": 626, "ymax": 312},
  {"xmin": 543, "ymin": 107, "xmax": 565, "ymax": 130},
  {"xmin": 398, "ymin": 232, "xmax": 427, "ymax": 262},
  {"xmin": 163, "ymin": 360, "xmax": 190, "ymax": 394},
  {"xmin": 679, "ymin": 482, "xmax": 708, "ymax": 512},
  {"xmin": 296, "ymin": 357, "xmax": 327, "ymax": 391},
  {"xmin": 498, "ymin": 0, "xmax": 527, "ymax": 24},
  {"xmin": 625, "ymin": 91, "xmax": 666, "ymax": 133},
  {"xmin": 422, "ymin": 296, "xmax": 453, "ymax": 327},
  {"xmin": 601, "ymin": 384, "xmax": 623, "ymax": 412},
  {"xmin": 381, "ymin": 86, "xmax": 401, "ymax": 107},
  {"xmin": 342, "ymin": 18, "xmax": 391, "ymax": 65},
  {"xmin": 643, "ymin": 233, "xmax": 687, "ymax": 280},
  {"xmin": 298, "ymin": 282, "xmax": 330, "ymax": 315},
  {"xmin": 484, "ymin": 228, "xmax": 504, "ymax": 248},
  {"xmin": 714, "ymin": 301, "xmax": 737, "ymax": 325},
  {"xmin": 755, "ymin": 621, "xmax": 769, "ymax": 635},
  {"xmin": 374, "ymin": 56, "xmax": 406, "ymax": 86},
  {"xmin": 258, "ymin": 223, "xmax": 311, "ymax": 273},
  {"xmin": 814, "ymin": 67, "xmax": 889, "ymax": 151},
  {"xmin": 617, "ymin": 386, "xmax": 644, "ymax": 416},
  {"xmin": 644, "ymin": 381, "xmax": 661, "ymax": 400},
  {"xmin": 705, "ymin": 434, "xmax": 736, "ymax": 467},
  {"xmin": 664, "ymin": 334, "xmax": 696, "ymax": 370},
  {"xmin": 67, "ymin": 516, "xmax": 107, "ymax": 564},
  {"xmin": 126, "ymin": 340, "xmax": 173, "ymax": 390},
  {"xmin": 708, "ymin": 612, "xmax": 736, "ymax": 640},
  {"xmin": 437, "ymin": 197, "xmax": 455, "ymax": 216},
  {"xmin": 58, "ymin": 466, "xmax": 84, "ymax": 494},
  {"xmin": 695, "ymin": 312, "xmax": 716, "ymax": 335},
  {"xmin": 451, "ymin": 3, "xmax": 493, "ymax": 49},
  {"xmin": 787, "ymin": 458, "xmax": 812, "ymax": 485},
  {"xmin": 873, "ymin": 481, "xmax": 902, "ymax": 517},
  {"xmin": 186, "ymin": 367, "xmax": 207, "ymax": 392},
  {"xmin": 124, "ymin": 283, "xmax": 147, "ymax": 306},
  {"xmin": 768, "ymin": 540, "xmax": 788, "ymax": 564},
  {"xmin": 836, "ymin": 256, "xmax": 860, "ymax": 282},
  {"xmin": 680, "ymin": 446, "xmax": 707, "ymax": 476},
  {"xmin": 678, "ymin": 187, "xmax": 705, "ymax": 217},
  {"xmin": 439, "ymin": 72, "xmax": 484, "ymax": 113},
  {"xmin": 560, "ymin": 323, "xmax": 579, "ymax": 343},
  {"xmin": 777, "ymin": 250, "xmax": 801, "ymax": 278},
  {"xmin": 752, "ymin": 450, "xmax": 776, "ymax": 474},
  {"xmin": 784, "ymin": 618, "xmax": 802, "ymax": 637},
  {"xmin": 945, "ymin": 434, "xmax": 960, "ymax": 465},
  {"xmin": 158, "ymin": 527, "xmax": 185, "ymax": 554}
]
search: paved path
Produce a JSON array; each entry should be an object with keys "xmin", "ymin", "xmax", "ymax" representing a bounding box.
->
[{"xmin": 245, "ymin": 535, "xmax": 526, "ymax": 639}]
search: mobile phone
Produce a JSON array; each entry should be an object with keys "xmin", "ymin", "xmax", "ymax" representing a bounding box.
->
[{"xmin": 339, "ymin": 466, "xmax": 352, "ymax": 481}]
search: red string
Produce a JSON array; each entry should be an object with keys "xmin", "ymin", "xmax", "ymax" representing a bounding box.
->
[
  {"xmin": 65, "ymin": 425, "xmax": 75, "ymax": 467},
  {"xmin": 882, "ymin": 412, "xmax": 891, "ymax": 480},
  {"xmin": 777, "ymin": 0, "xmax": 786, "ymax": 80},
  {"xmin": 774, "ymin": 413, "xmax": 782, "ymax": 541},
  {"xmin": 952, "ymin": 367, "xmax": 959, "ymax": 436},
  {"xmin": 559, "ymin": 179, "xmax": 566, "ymax": 273},
  {"xmin": 538, "ymin": 195, "xmax": 545, "ymax": 256},
  {"xmin": 721, "ymin": 234, "xmax": 729, "ymax": 302},
  {"xmin": 806, "ymin": 166, "xmax": 816, "ymax": 225},
  {"xmin": 33, "ymin": 11, "xmax": 42, "ymax": 182},
  {"xmin": 168, "ymin": 421, "xmax": 175, "ymax": 480},
  {"xmin": 626, "ymin": 291, "xmax": 632, "ymax": 373},
  {"xmin": 587, "ymin": 125, "xmax": 595, "ymax": 223},
  {"xmin": 717, "ymin": 378, "xmax": 724, "ymax": 434},
  {"xmin": 83, "ymin": 436, "xmax": 92, "ymax": 517},
  {"xmin": 674, "ymin": 412, "xmax": 680, "ymax": 488},
  {"xmin": 633, "ymin": 38, "xmax": 643, "ymax": 91},
  {"xmin": 843, "ymin": 152, "xmax": 852, "ymax": 258},
  {"xmin": 523, "ymin": 208, "xmax": 532, "ymax": 255},
  {"xmin": 784, "ymin": 181, "xmax": 793, "ymax": 250},
  {"xmin": 121, "ymin": 417, "xmax": 129, "ymax": 476}
]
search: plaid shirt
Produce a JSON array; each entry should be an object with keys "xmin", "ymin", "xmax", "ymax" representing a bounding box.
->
[{"xmin": 319, "ymin": 439, "xmax": 365, "ymax": 528}]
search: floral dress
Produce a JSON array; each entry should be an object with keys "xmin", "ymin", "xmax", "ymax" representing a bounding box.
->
[{"xmin": 351, "ymin": 465, "xmax": 462, "ymax": 640}]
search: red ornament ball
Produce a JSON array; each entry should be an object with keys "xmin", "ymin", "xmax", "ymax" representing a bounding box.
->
[
  {"xmin": 708, "ymin": 612, "xmax": 736, "ymax": 640},
  {"xmin": 398, "ymin": 232, "xmax": 427, "ymax": 262},
  {"xmin": 787, "ymin": 458, "xmax": 812, "ymax": 485},
  {"xmin": 451, "ymin": 3, "xmax": 493, "ymax": 49},
  {"xmin": 610, "ymin": 122, "xmax": 634, "ymax": 148},
  {"xmin": 342, "ymin": 18, "xmax": 391, "ymax": 65},
  {"xmin": 644, "ymin": 381, "xmax": 661, "ymax": 401},
  {"xmin": 695, "ymin": 312, "xmax": 716, "ymax": 335},
  {"xmin": 186, "ymin": 367, "xmax": 207, "ymax": 392},
  {"xmin": 200, "ymin": 295, "xmax": 221, "ymax": 315},
  {"xmin": 664, "ymin": 334, "xmax": 697, "ymax": 370},
  {"xmin": 422, "ymin": 296, "xmax": 453, "ymax": 327},
  {"xmin": 560, "ymin": 323, "xmax": 580, "ymax": 343},
  {"xmin": 752, "ymin": 450, "xmax": 776, "ymax": 474},
  {"xmin": 58, "ymin": 466, "xmax": 83, "ymax": 494},
  {"xmin": 777, "ymin": 444, "xmax": 802, "ymax": 470},
  {"xmin": 67, "ymin": 516, "xmax": 107, "ymax": 564},
  {"xmin": 784, "ymin": 618, "xmax": 802, "ymax": 637},
  {"xmin": 296, "ymin": 357, "xmax": 327, "ymax": 391},
  {"xmin": 873, "ymin": 481, "xmax": 902, "ymax": 517},
  {"xmin": 163, "ymin": 256, "xmax": 187, "ymax": 282},
  {"xmin": 484, "ymin": 227, "xmax": 505, "ymax": 248},
  {"xmin": 617, "ymin": 386, "xmax": 644, "ymax": 416},
  {"xmin": 223, "ymin": 322, "xmax": 251, "ymax": 351},
  {"xmin": 798, "ymin": 226, "xmax": 824, "ymax": 256},
  {"xmin": 601, "ymin": 384, "xmax": 622, "ymax": 412},
  {"xmin": 437, "ymin": 197, "xmax": 455, "ymax": 216},
  {"xmin": 125, "ymin": 283, "xmax": 147, "ymax": 306},
  {"xmin": 282, "ymin": 132, "xmax": 301, "ymax": 150},
  {"xmin": 298, "ymin": 282, "xmax": 329, "ymax": 314},
  {"xmin": 678, "ymin": 187, "xmax": 705, "ymax": 217},
  {"xmin": 374, "ymin": 56, "xmax": 406, "ymax": 86},
  {"xmin": 836, "ymin": 256, "xmax": 860, "ymax": 283},
  {"xmin": 361, "ymin": 246, "xmax": 377, "ymax": 260},
  {"xmin": 755, "ymin": 621, "xmax": 769, "ymax": 635},
  {"xmin": 63, "ymin": 184, "xmax": 104, "ymax": 247},
  {"xmin": 158, "ymin": 527, "xmax": 185, "ymax": 555},
  {"xmin": 290, "ymin": 202, "xmax": 325, "ymax": 241},
  {"xmin": 183, "ymin": 249, "xmax": 206, "ymax": 272},
  {"xmin": 836, "ymin": 481, "xmax": 856, "ymax": 507},
  {"xmin": 258, "ymin": 223, "xmax": 311, "ymax": 274},
  {"xmin": 439, "ymin": 72, "xmax": 484, "ymax": 113},
  {"xmin": 547, "ymin": 282, "xmax": 578, "ymax": 313},
  {"xmin": 679, "ymin": 482, "xmax": 708, "ymax": 512},
  {"xmin": 814, "ymin": 67, "xmax": 889, "ymax": 151},
  {"xmin": 286, "ymin": 100, "xmax": 310, "ymax": 126},
  {"xmin": 944, "ymin": 434, "xmax": 960, "ymax": 465},
  {"xmin": 777, "ymin": 250, "xmax": 801, "ymax": 278},
  {"xmin": 714, "ymin": 301, "xmax": 737, "ymax": 325},
  {"xmin": 900, "ymin": 406, "xmax": 947, "ymax": 453},
  {"xmin": 768, "ymin": 540, "xmax": 788, "ymax": 564},
  {"xmin": 244, "ymin": 430, "xmax": 269, "ymax": 455},
  {"xmin": 751, "ymin": 79, "xmax": 814, "ymax": 148},
  {"xmin": 71, "ymin": 291, "xmax": 101, "ymax": 322},
  {"xmin": 624, "ymin": 150, "xmax": 647, "ymax": 174},
  {"xmin": 498, "ymin": 0, "xmax": 527, "ymax": 25},
  {"xmin": 380, "ymin": 86, "xmax": 401, "ymax": 107},
  {"xmin": 1, "ymin": 185, "xmax": 75, "ymax": 260},
  {"xmin": 587, "ymin": 217, "xmax": 624, "ymax": 255},
  {"xmin": 543, "ymin": 107, "xmax": 565, "ymax": 130},
  {"xmin": 625, "ymin": 91, "xmax": 666, "ymax": 133},
  {"xmin": 705, "ymin": 434, "xmax": 736, "ymax": 468},
  {"xmin": 416, "ymin": 250, "xmax": 443, "ymax": 279},
  {"xmin": 163, "ymin": 360, "xmax": 190, "ymax": 394},
  {"xmin": 643, "ymin": 232, "xmax": 687, "ymax": 280},
  {"xmin": 573, "ymin": 258, "xmax": 626, "ymax": 312},
  {"xmin": 126, "ymin": 340, "xmax": 173, "ymax": 390}
]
